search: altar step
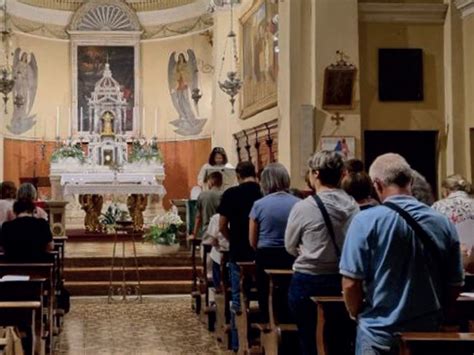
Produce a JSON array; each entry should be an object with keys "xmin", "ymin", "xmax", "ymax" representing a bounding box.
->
[{"xmin": 66, "ymin": 280, "xmax": 195, "ymax": 296}]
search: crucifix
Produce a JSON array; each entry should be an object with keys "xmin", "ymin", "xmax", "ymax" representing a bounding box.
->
[{"xmin": 331, "ymin": 112, "xmax": 344, "ymax": 126}]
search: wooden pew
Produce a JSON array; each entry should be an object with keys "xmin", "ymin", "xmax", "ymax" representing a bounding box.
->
[
  {"xmin": 190, "ymin": 237, "xmax": 202, "ymax": 315},
  {"xmin": 235, "ymin": 261, "xmax": 260, "ymax": 354},
  {"xmin": 399, "ymin": 332, "xmax": 474, "ymax": 355},
  {"xmin": 214, "ymin": 251, "xmax": 232, "ymax": 349},
  {"xmin": 199, "ymin": 243, "xmax": 216, "ymax": 331},
  {"xmin": 0, "ymin": 264, "xmax": 55, "ymax": 355},
  {"xmin": 0, "ymin": 280, "xmax": 45, "ymax": 354},
  {"xmin": 0, "ymin": 302, "xmax": 42, "ymax": 355},
  {"xmin": 259, "ymin": 269, "xmax": 298, "ymax": 355}
]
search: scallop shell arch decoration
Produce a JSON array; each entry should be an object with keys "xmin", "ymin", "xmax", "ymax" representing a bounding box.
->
[{"xmin": 69, "ymin": 0, "xmax": 141, "ymax": 32}]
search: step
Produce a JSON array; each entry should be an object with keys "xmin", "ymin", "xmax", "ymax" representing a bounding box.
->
[
  {"xmin": 65, "ymin": 280, "xmax": 194, "ymax": 296},
  {"xmin": 64, "ymin": 266, "xmax": 202, "ymax": 282},
  {"xmin": 64, "ymin": 254, "xmax": 199, "ymax": 268}
]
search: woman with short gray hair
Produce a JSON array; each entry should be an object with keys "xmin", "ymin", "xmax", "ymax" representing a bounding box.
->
[
  {"xmin": 285, "ymin": 150, "xmax": 359, "ymax": 355},
  {"xmin": 249, "ymin": 163, "xmax": 300, "ymax": 323}
]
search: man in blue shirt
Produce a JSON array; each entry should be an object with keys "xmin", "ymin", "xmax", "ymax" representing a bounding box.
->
[{"xmin": 340, "ymin": 153, "xmax": 464, "ymax": 354}]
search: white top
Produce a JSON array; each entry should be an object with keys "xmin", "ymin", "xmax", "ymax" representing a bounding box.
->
[
  {"xmin": 202, "ymin": 214, "xmax": 229, "ymax": 264},
  {"xmin": 0, "ymin": 199, "xmax": 14, "ymax": 225}
]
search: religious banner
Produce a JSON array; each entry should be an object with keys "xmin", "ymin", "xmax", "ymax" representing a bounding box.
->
[
  {"xmin": 319, "ymin": 136, "xmax": 356, "ymax": 160},
  {"xmin": 77, "ymin": 46, "xmax": 135, "ymax": 133},
  {"xmin": 240, "ymin": 0, "xmax": 279, "ymax": 119}
]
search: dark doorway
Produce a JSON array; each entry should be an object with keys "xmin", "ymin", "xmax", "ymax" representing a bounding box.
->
[{"xmin": 364, "ymin": 130, "xmax": 438, "ymax": 195}]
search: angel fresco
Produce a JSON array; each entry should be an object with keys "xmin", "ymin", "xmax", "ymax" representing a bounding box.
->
[
  {"xmin": 167, "ymin": 49, "xmax": 206, "ymax": 136},
  {"xmin": 7, "ymin": 48, "xmax": 38, "ymax": 134}
]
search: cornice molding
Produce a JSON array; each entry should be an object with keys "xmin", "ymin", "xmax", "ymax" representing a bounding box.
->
[
  {"xmin": 455, "ymin": 0, "xmax": 474, "ymax": 18},
  {"xmin": 359, "ymin": 3, "xmax": 448, "ymax": 25}
]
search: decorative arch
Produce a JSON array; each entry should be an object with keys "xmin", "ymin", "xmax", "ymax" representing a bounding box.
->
[{"xmin": 69, "ymin": 0, "xmax": 141, "ymax": 32}]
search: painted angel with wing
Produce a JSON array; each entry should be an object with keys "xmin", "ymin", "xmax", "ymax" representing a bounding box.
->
[
  {"xmin": 168, "ymin": 50, "xmax": 207, "ymax": 136},
  {"xmin": 7, "ymin": 48, "xmax": 38, "ymax": 134}
]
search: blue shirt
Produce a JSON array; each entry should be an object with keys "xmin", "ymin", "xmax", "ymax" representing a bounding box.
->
[
  {"xmin": 250, "ymin": 192, "xmax": 300, "ymax": 248},
  {"xmin": 339, "ymin": 195, "xmax": 464, "ymax": 347}
]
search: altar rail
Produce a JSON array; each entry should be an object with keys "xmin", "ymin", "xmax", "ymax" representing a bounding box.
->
[{"xmin": 17, "ymin": 0, "xmax": 194, "ymax": 12}]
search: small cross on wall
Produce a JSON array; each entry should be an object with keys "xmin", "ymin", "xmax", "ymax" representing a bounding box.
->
[{"xmin": 331, "ymin": 112, "xmax": 344, "ymax": 126}]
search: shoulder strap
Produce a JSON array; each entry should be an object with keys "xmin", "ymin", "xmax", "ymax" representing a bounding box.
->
[
  {"xmin": 383, "ymin": 201, "xmax": 443, "ymax": 264},
  {"xmin": 313, "ymin": 194, "xmax": 341, "ymax": 258}
]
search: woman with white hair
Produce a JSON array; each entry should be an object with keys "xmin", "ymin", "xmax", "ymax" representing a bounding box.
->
[
  {"xmin": 0, "ymin": 183, "xmax": 53, "ymax": 261},
  {"xmin": 249, "ymin": 163, "xmax": 299, "ymax": 323},
  {"xmin": 285, "ymin": 150, "xmax": 359, "ymax": 355}
]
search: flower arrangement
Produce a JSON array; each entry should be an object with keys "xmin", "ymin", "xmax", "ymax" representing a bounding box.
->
[
  {"xmin": 144, "ymin": 211, "xmax": 184, "ymax": 246},
  {"xmin": 100, "ymin": 204, "xmax": 130, "ymax": 231},
  {"xmin": 51, "ymin": 142, "xmax": 86, "ymax": 163},
  {"xmin": 128, "ymin": 138, "xmax": 162, "ymax": 163}
]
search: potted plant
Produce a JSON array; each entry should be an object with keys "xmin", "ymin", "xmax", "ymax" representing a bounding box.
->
[
  {"xmin": 100, "ymin": 204, "xmax": 129, "ymax": 234},
  {"xmin": 144, "ymin": 210, "xmax": 183, "ymax": 254}
]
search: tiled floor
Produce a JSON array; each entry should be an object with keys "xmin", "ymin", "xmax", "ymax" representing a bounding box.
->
[{"xmin": 55, "ymin": 296, "xmax": 228, "ymax": 355}]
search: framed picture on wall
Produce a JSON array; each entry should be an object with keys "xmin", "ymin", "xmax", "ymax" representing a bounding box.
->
[
  {"xmin": 240, "ymin": 0, "xmax": 279, "ymax": 119},
  {"xmin": 319, "ymin": 136, "xmax": 356, "ymax": 160},
  {"xmin": 322, "ymin": 61, "xmax": 357, "ymax": 110}
]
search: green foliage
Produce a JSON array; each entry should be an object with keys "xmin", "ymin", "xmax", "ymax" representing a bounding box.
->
[
  {"xmin": 143, "ymin": 224, "xmax": 178, "ymax": 246},
  {"xmin": 100, "ymin": 204, "xmax": 129, "ymax": 226},
  {"xmin": 51, "ymin": 143, "xmax": 85, "ymax": 163},
  {"xmin": 128, "ymin": 139, "xmax": 162, "ymax": 163}
]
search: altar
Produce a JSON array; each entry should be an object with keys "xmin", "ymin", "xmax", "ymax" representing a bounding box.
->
[{"xmin": 50, "ymin": 60, "xmax": 166, "ymax": 232}]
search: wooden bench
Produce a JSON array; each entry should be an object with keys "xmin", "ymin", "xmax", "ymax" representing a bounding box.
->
[
  {"xmin": 214, "ymin": 251, "xmax": 232, "ymax": 349},
  {"xmin": 235, "ymin": 262, "xmax": 259, "ymax": 354},
  {"xmin": 259, "ymin": 269, "xmax": 298, "ymax": 355},
  {"xmin": 190, "ymin": 237, "xmax": 203, "ymax": 315},
  {"xmin": 199, "ymin": 243, "xmax": 216, "ymax": 331},
  {"xmin": 0, "ymin": 302, "xmax": 42, "ymax": 355},
  {"xmin": 399, "ymin": 332, "xmax": 474, "ymax": 355},
  {"xmin": 312, "ymin": 296, "xmax": 355, "ymax": 355},
  {"xmin": 0, "ymin": 280, "xmax": 46, "ymax": 355},
  {"xmin": 0, "ymin": 264, "xmax": 55, "ymax": 354}
]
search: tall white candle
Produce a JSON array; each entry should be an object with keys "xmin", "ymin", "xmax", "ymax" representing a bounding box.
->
[
  {"xmin": 56, "ymin": 106, "xmax": 60, "ymax": 138},
  {"xmin": 80, "ymin": 106, "xmax": 83, "ymax": 133},
  {"xmin": 68, "ymin": 107, "xmax": 72, "ymax": 137},
  {"xmin": 154, "ymin": 108, "xmax": 158, "ymax": 137},
  {"xmin": 142, "ymin": 107, "xmax": 146, "ymax": 137}
]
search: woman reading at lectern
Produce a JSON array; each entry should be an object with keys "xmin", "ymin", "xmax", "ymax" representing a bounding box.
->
[{"xmin": 197, "ymin": 147, "xmax": 233, "ymax": 188}]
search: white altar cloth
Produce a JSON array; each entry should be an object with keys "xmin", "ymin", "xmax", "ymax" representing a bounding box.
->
[{"xmin": 63, "ymin": 183, "xmax": 166, "ymax": 197}]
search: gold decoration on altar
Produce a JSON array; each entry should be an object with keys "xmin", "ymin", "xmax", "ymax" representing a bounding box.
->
[
  {"xmin": 127, "ymin": 194, "xmax": 147, "ymax": 232},
  {"xmin": 79, "ymin": 194, "xmax": 104, "ymax": 232},
  {"xmin": 101, "ymin": 111, "xmax": 115, "ymax": 137}
]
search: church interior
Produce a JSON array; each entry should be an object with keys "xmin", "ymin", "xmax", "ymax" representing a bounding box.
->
[{"xmin": 1, "ymin": 0, "xmax": 474, "ymax": 354}]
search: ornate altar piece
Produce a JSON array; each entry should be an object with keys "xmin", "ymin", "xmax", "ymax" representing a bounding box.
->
[{"xmin": 50, "ymin": 58, "xmax": 165, "ymax": 232}]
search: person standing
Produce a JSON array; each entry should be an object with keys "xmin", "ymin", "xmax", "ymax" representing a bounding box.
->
[
  {"xmin": 340, "ymin": 153, "xmax": 464, "ymax": 354},
  {"xmin": 218, "ymin": 161, "xmax": 262, "ymax": 351},
  {"xmin": 197, "ymin": 147, "xmax": 233, "ymax": 188},
  {"xmin": 249, "ymin": 163, "xmax": 299, "ymax": 323},
  {"xmin": 285, "ymin": 150, "xmax": 359, "ymax": 355}
]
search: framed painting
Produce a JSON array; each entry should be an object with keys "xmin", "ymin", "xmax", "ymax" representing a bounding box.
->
[
  {"xmin": 322, "ymin": 62, "xmax": 357, "ymax": 110},
  {"xmin": 319, "ymin": 136, "xmax": 356, "ymax": 160},
  {"xmin": 70, "ymin": 30, "xmax": 141, "ymax": 138},
  {"xmin": 240, "ymin": 0, "xmax": 279, "ymax": 119},
  {"xmin": 77, "ymin": 46, "xmax": 135, "ymax": 133}
]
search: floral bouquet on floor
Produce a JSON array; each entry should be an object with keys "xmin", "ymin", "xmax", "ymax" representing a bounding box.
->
[
  {"xmin": 100, "ymin": 203, "xmax": 130, "ymax": 233},
  {"xmin": 144, "ymin": 210, "xmax": 184, "ymax": 246}
]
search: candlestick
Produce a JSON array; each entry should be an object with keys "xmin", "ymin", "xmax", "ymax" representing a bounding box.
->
[
  {"xmin": 80, "ymin": 106, "xmax": 83, "ymax": 133},
  {"xmin": 142, "ymin": 106, "xmax": 146, "ymax": 138},
  {"xmin": 68, "ymin": 107, "xmax": 72, "ymax": 137},
  {"xmin": 154, "ymin": 108, "xmax": 158, "ymax": 137}
]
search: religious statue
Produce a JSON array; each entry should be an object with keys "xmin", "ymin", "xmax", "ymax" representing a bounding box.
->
[
  {"xmin": 101, "ymin": 111, "xmax": 115, "ymax": 137},
  {"xmin": 127, "ymin": 194, "xmax": 147, "ymax": 232},
  {"xmin": 79, "ymin": 194, "xmax": 104, "ymax": 233}
]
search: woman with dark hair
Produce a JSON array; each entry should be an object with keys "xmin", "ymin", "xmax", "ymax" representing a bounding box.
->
[
  {"xmin": 197, "ymin": 147, "xmax": 233, "ymax": 187},
  {"xmin": 341, "ymin": 171, "xmax": 378, "ymax": 210},
  {"xmin": 249, "ymin": 163, "xmax": 299, "ymax": 323},
  {"xmin": 0, "ymin": 183, "xmax": 53, "ymax": 261}
]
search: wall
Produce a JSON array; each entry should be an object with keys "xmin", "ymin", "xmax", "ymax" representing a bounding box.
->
[{"xmin": 358, "ymin": 21, "xmax": 447, "ymax": 187}]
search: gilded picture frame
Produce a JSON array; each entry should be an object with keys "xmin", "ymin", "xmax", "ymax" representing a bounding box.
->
[{"xmin": 240, "ymin": 0, "xmax": 279, "ymax": 119}]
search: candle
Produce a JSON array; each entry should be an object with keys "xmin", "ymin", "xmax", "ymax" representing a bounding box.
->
[
  {"xmin": 68, "ymin": 107, "xmax": 72, "ymax": 137},
  {"xmin": 142, "ymin": 107, "xmax": 146, "ymax": 137},
  {"xmin": 154, "ymin": 108, "xmax": 158, "ymax": 137},
  {"xmin": 80, "ymin": 106, "xmax": 83, "ymax": 133},
  {"xmin": 56, "ymin": 106, "xmax": 60, "ymax": 138}
]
